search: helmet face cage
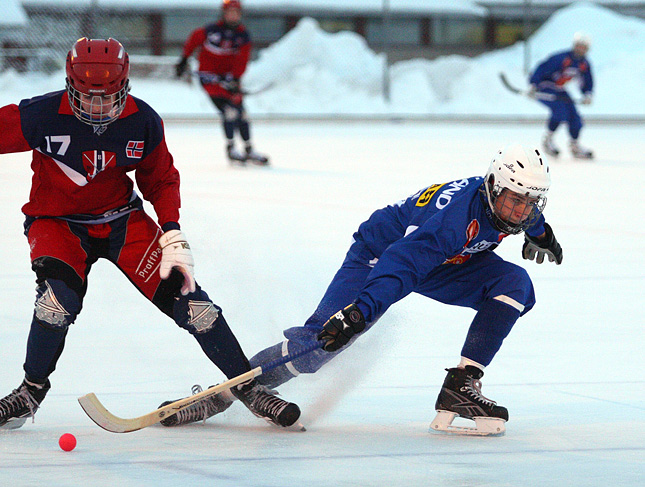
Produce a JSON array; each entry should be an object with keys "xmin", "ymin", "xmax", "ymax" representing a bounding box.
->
[
  {"xmin": 65, "ymin": 38, "xmax": 130, "ymax": 130},
  {"xmin": 66, "ymin": 78, "xmax": 130, "ymax": 128},
  {"xmin": 484, "ymin": 175, "xmax": 547, "ymax": 235},
  {"xmin": 482, "ymin": 144, "xmax": 550, "ymax": 235}
]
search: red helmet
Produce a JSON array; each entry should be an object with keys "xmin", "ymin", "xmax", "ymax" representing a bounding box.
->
[
  {"xmin": 222, "ymin": 0, "xmax": 241, "ymax": 10},
  {"xmin": 65, "ymin": 37, "xmax": 130, "ymax": 130}
]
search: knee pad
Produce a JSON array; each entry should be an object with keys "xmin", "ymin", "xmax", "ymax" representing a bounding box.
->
[
  {"xmin": 489, "ymin": 265, "xmax": 536, "ymax": 315},
  {"xmin": 224, "ymin": 105, "xmax": 240, "ymax": 122},
  {"xmin": 173, "ymin": 288, "xmax": 221, "ymax": 334},
  {"xmin": 34, "ymin": 278, "xmax": 81, "ymax": 330}
]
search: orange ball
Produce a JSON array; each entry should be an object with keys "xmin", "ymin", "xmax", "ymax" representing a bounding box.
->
[{"xmin": 59, "ymin": 433, "xmax": 77, "ymax": 452}]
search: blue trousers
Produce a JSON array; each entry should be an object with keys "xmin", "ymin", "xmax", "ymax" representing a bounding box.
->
[
  {"xmin": 538, "ymin": 89, "xmax": 583, "ymax": 139},
  {"xmin": 251, "ymin": 244, "xmax": 535, "ymax": 388}
]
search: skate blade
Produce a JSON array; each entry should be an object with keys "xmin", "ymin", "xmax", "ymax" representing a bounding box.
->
[
  {"xmin": 429, "ymin": 411, "xmax": 506, "ymax": 437},
  {"xmin": 228, "ymin": 159, "xmax": 247, "ymax": 166},
  {"xmin": 248, "ymin": 159, "xmax": 270, "ymax": 167},
  {"xmin": 0, "ymin": 417, "xmax": 28, "ymax": 430},
  {"xmin": 261, "ymin": 418, "xmax": 306, "ymax": 431},
  {"xmin": 287, "ymin": 421, "xmax": 307, "ymax": 432}
]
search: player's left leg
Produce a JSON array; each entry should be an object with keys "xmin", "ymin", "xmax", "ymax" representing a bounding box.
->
[
  {"xmin": 567, "ymin": 104, "xmax": 593, "ymax": 159},
  {"xmin": 538, "ymin": 97, "xmax": 568, "ymax": 157},
  {"xmin": 236, "ymin": 104, "xmax": 269, "ymax": 165},
  {"xmin": 211, "ymin": 96, "xmax": 245, "ymax": 163},
  {"xmin": 111, "ymin": 211, "xmax": 299, "ymax": 427},
  {"xmin": 418, "ymin": 252, "xmax": 534, "ymax": 366},
  {"xmin": 416, "ymin": 252, "xmax": 535, "ymax": 435},
  {"xmin": 109, "ymin": 210, "xmax": 252, "ymax": 379}
]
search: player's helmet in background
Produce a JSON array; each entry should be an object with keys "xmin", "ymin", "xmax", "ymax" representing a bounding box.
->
[
  {"xmin": 573, "ymin": 32, "xmax": 591, "ymax": 48},
  {"xmin": 482, "ymin": 144, "xmax": 551, "ymax": 235},
  {"xmin": 222, "ymin": 0, "xmax": 242, "ymax": 11},
  {"xmin": 65, "ymin": 37, "xmax": 130, "ymax": 130},
  {"xmin": 573, "ymin": 32, "xmax": 591, "ymax": 57}
]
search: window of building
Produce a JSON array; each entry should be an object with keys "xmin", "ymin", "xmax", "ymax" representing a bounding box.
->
[
  {"xmin": 317, "ymin": 18, "xmax": 356, "ymax": 34},
  {"xmin": 243, "ymin": 16, "xmax": 286, "ymax": 45},
  {"xmin": 432, "ymin": 18, "xmax": 483, "ymax": 46},
  {"xmin": 493, "ymin": 20, "xmax": 541, "ymax": 47},
  {"xmin": 365, "ymin": 17, "xmax": 420, "ymax": 46}
]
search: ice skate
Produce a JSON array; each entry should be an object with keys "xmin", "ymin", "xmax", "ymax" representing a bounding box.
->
[
  {"xmin": 542, "ymin": 132, "xmax": 560, "ymax": 157},
  {"xmin": 158, "ymin": 384, "xmax": 233, "ymax": 427},
  {"xmin": 570, "ymin": 140, "xmax": 593, "ymax": 160},
  {"xmin": 227, "ymin": 143, "xmax": 247, "ymax": 165},
  {"xmin": 245, "ymin": 146, "xmax": 270, "ymax": 166},
  {"xmin": 0, "ymin": 378, "xmax": 51, "ymax": 430},
  {"xmin": 430, "ymin": 366, "xmax": 507, "ymax": 437},
  {"xmin": 232, "ymin": 379, "xmax": 300, "ymax": 428}
]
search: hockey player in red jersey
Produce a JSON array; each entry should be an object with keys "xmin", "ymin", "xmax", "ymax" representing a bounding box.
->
[
  {"xmin": 176, "ymin": 0, "xmax": 269, "ymax": 165},
  {"xmin": 0, "ymin": 37, "xmax": 297, "ymax": 430}
]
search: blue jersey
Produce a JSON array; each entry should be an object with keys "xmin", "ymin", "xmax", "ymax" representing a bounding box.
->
[
  {"xmin": 352, "ymin": 177, "xmax": 546, "ymax": 321},
  {"xmin": 530, "ymin": 50, "xmax": 593, "ymax": 95}
]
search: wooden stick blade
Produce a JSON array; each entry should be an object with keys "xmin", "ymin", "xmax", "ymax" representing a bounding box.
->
[
  {"xmin": 78, "ymin": 393, "xmax": 162, "ymax": 433},
  {"xmin": 77, "ymin": 368, "xmax": 259, "ymax": 433}
]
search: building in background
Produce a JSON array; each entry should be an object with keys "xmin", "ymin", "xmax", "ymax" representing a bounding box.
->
[{"xmin": 2, "ymin": 1, "xmax": 644, "ymax": 73}]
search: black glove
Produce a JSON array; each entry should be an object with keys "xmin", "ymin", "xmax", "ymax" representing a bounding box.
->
[
  {"xmin": 522, "ymin": 222, "xmax": 563, "ymax": 264},
  {"xmin": 175, "ymin": 57, "xmax": 188, "ymax": 78},
  {"xmin": 317, "ymin": 304, "xmax": 366, "ymax": 352}
]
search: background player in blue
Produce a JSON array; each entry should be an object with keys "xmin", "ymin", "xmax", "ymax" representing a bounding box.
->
[
  {"xmin": 0, "ymin": 37, "xmax": 298, "ymax": 430},
  {"xmin": 175, "ymin": 0, "xmax": 269, "ymax": 166},
  {"xmin": 161, "ymin": 144, "xmax": 563, "ymax": 436},
  {"xmin": 529, "ymin": 32, "xmax": 594, "ymax": 159}
]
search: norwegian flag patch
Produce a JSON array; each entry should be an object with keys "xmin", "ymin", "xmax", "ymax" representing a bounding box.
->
[
  {"xmin": 82, "ymin": 150, "xmax": 116, "ymax": 181},
  {"xmin": 126, "ymin": 140, "xmax": 144, "ymax": 158}
]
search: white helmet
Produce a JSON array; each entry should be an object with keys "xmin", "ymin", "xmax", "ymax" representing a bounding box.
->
[
  {"xmin": 482, "ymin": 144, "xmax": 551, "ymax": 234},
  {"xmin": 573, "ymin": 31, "xmax": 592, "ymax": 48}
]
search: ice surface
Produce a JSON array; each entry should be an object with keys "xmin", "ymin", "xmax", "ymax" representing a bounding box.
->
[
  {"xmin": 0, "ymin": 120, "xmax": 643, "ymax": 486},
  {"xmin": 1, "ymin": 1, "xmax": 643, "ymax": 484}
]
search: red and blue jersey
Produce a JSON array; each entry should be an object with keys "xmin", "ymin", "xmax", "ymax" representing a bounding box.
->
[
  {"xmin": 530, "ymin": 50, "xmax": 593, "ymax": 95},
  {"xmin": 351, "ymin": 177, "xmax": 546, "ymax": 321},
  {"xmin": 182, "ymin": 20, "xmax": 251, "ymax": 98},
  {"xmin": 0, "ymin": 90, "xmax": 180, "ymax": 228}
]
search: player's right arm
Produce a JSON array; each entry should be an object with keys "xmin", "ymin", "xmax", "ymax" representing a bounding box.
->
[
  {"xmin": 176, "ymin": 27, "xmax": 207, "ymax": 77},
  {"xmin": 529, "ymin": 53, "xmax": 563, "ymax": 86},
  {"xmin": 0, "ymin": 104, "xmax": 33, "ymax": 154},
  {"xmin": 182, "ymin": 27, "xmax": 207, "ymax": 60}
]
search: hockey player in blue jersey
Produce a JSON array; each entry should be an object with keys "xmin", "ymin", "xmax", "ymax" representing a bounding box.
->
[
  {"xmin": 529, "ymin": 32, "xmax": 594, "ymax": 159},
  {"xmin": 160, "ymin": 144, "xmax": 563, "ymax": 436}
]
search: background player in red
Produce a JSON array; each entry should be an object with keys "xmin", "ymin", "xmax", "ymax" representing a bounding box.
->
[
  {"xmin": 0, "ymin": 37, "xmax": 297, "ymax": 430},
  {"xmin": 176, "ymin": 0, "xmax": 269, "ymax": 165}
]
